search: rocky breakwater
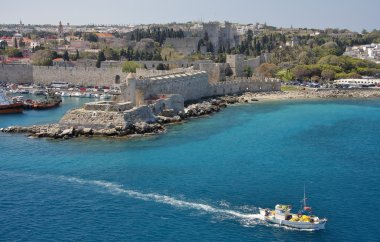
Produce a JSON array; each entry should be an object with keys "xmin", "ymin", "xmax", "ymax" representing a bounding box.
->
[
  {"xmin": 0, "ymin": 122, "xmax": 165, "ymax": 139},
  {"xmin": 0, "ymin": 95, "xmax": 256, "ymax": 139},
  {"xmin": 1, "ymin": 101, "xmax": 166, "ymax": 139},
  {"xmin": 178, "ymin": 95, "xmax": 258, "ymax": 119}
]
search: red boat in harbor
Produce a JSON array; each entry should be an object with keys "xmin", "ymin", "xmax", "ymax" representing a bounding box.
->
[
  {"xmin": 23, "ymin": 93, "xmax": 62, "ymax": 110},
  {"xmin": 0, "ymin": 91, "xmax": 23, "ymax": 114},
  {"xmin": 0, "ymin": 102, "xmax": 24, "ymax": 114}
]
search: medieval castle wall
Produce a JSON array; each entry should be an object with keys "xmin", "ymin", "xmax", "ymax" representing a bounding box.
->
[
  {"xmin": 198, "ymin": 62, "xmax": 227, "ymax": 83},
  {"xmin": 0, "ymin": 64, "xmax": 33, "ymax": 83},
  {"xmin": 164, "ymin": 37, "xmax": 200, "ymax": 55},
  {"xmin": 0, "ymin": 64, "xmax": 126, "ymax": 86},
  {"xmin": 130, "ymin": 71, "xmax": 280, "ymax": 105},
  {"xmin": 32, "ymin": 66, "xmax": 126, "ymax": 86},
  {"xmin": 226, "ymin": 54, "xmax": 271, "ymax": 77},
  {"xmin": 133, "ymin": 71, "xmax": 210, "ymax": 105}
]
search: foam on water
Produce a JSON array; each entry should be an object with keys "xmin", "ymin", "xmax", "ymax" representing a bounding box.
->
[
  {"xmin": 62, "ymin": 176, "xmax": 318, "ymax": 231},
  {"xmin": 60, "ymin": 176, "xmax": 263, "ymax": 221},
  {"xmin": 1, "ymin": 171, "xmax": 315, "ymax": 231}
]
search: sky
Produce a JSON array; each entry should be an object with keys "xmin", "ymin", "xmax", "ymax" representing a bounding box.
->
[{"xmin": 1, "ymin": 0, "xmax": 379, "ymax": 32}]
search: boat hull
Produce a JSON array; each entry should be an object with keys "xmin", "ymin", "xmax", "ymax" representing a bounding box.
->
[
  {"xmin": 0, "ymin": 103, "xmax": 23, "ymax": 114},
  {"xmin": 260, "ymin": 208, "xmax": 326, "ymax": 230}
]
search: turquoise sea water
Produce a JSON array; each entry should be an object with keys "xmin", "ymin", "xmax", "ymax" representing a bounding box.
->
[{"xmin": 1, "ymin": 98, "xmax": 380, "ymax": 241}]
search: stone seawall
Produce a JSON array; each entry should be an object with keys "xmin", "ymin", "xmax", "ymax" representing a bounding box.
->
[
  {"xmin": 0, "ymin": 64, "xmax": 126, "ymax": 86},
  {"xmin": 32, "ymin": 66, "xmax": 126, "ymax": 86},
  {"xmin": 0, "ymin": 64, "xmax": 33, "ymax": 83}
]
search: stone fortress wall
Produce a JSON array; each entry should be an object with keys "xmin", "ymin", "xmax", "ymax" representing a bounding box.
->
[
  {"xmin": 0, "ymin": 64, "xmax": 126, "ymax": 86},
  {"xmin": 127, "ymin": 69, "xmax": 280, "ymax": 106},
  {"xmin": 225, "ymin": 54, "xmax": 270, "ymax": 77},
  {"xmin": 0, "ymin": 64, "xmax": 33, "ymax": 83},
  {"xmin": 132, "ymin": 71, "xmax": 210, "ymax": 105},
  {"xmin": 32, "ymin": 66, "xmax": 126, "ymax": 86},
  {"xmin": 164, "ymin": 37, "xmax": 200, "ymax": 55},
  {"xmin": 1, "ymin": 54, "xmax": 267, "ymax": 87}
]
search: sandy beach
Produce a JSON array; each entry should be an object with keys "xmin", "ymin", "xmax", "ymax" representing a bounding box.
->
[{"xmin": 237, "ymin": 88, "xmax": 380, "ymax": 102}]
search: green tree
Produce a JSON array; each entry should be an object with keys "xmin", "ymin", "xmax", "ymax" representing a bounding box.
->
[
  {"xmin": 255, "ymin": 63, "xmax": 278, "ymax": 78},
  {"xmin": 62, "ymin": 50, "xmax": 69, "ymax": 61},
  {"xmin": 103, "ymin": 48, "xmax": 120, "ymax": 60},
  {"xmin": 75, "ymin": 49, "xmax": 80, "ymax": 60},
  {"xmin": 96, "ymin": 59, "xmax": 101, "ymax": 68},
  {"xmin": 6, "ymin": 47, "xmax": 23, "ymax": 57},
  {"xmin": 31, "ymin": 49, "xmax": 53, "ymax": 66},
  {"xmin": 85, "ymin": 33, "xmax": 98, "ymax": 42},
  {"xmin": 98, "ymin": 51, "xmax": 106, "ymax": 61},
  {"xmin": 311, "ymin": 75, "xmax": 320, "ymax": 82},
  {"xmin": 321, "ymin": 69, "xmax": 336, "ymax": 81},
  {"xmin": 225, "ymin": 65, "xmax": 233, "ymax": 77},
  {"xmin": 0, "ymin": 40, "xmax": 7, "ymax": 50},
  {"xmin": 243, "ymin": 66, "xmax": 253, "ymax": 77},
  {"xmin": 121, "ymin": 61, "xmax": 141, "ymax": 73},
  {"xmin": 18, "ymin": 38, "xmax": 25, "ymax": 48},
  {"xmin": 276, "ymin": 69, "xmax": 294, "ymax": 81},
  {"xmin": 292, "ymin": 65, "xmax": 311, "ymax": 81}
]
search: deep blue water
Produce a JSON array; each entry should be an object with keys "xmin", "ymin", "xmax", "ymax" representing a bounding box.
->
[{"xmin": 1, "ymin": 98, "xmax": 380, "ymax": 241}]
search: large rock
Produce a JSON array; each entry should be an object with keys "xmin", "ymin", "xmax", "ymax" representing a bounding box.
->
[{"xmin": 61, "ymin": 127, "xmax": 74, "ymax": 136}]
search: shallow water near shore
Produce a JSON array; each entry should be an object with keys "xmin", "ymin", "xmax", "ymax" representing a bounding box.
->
[{"xmin": 1, "ymin": 98, "xmax": 380, "ymax": 241}]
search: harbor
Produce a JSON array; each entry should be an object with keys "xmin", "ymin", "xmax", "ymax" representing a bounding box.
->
[{"xmin": 1, "ymin": 98, "xmax": 380, "ymax": 241}]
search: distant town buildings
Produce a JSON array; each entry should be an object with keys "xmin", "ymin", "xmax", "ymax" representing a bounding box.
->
[{"xmin": 344, "ymin": 43, "xmax": 380, "ymax": 63}]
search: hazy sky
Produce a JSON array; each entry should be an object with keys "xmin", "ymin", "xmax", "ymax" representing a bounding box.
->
[{"xmin": 2, "ymin": 0, "xmax": 379, "ymax": 31}]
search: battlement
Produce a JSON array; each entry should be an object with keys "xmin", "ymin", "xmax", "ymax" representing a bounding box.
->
[
  {"xmin": 135, "ymin": 68, "xmax": 190, "ymax": 78},
  {"xmin": 83, "ymin": 101, "xmax": 134, "ymax": 112},
  {"xmin": 135, "ymin": 71, "xmax": 207, "ymax": 88}
]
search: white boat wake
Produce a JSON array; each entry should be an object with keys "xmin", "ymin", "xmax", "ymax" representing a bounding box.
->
[
  {"xmin": 2, "ymin": 171, "xmax": 313, "ymax": 230},
  {"xmin": 59, "ymin": 176, "xmax": 264, "ymax": 224}
]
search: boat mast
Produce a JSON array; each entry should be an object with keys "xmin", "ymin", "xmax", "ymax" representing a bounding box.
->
[{"xmin": 303, "ymin": 184, "xmax": 306, "ymax": 208}]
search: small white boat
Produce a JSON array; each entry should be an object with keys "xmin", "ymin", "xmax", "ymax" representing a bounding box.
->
[
  {"xmin": 32, "ymin": 89, "xmax": 45, "ymax": 95},
  {"xmin": 99, "ymin": 93, "xmax": 111, "ymax": 99},
  {"xmin": 71, "ymin": 92, "xmax": 82, "ymax": 97},
  {"xmin": 61, "ymin": 92, "xmax": 71, "ymax": 97},
  {"xmin": 259, "ymin": 188, "xmax": 327, "ymax": 230}
]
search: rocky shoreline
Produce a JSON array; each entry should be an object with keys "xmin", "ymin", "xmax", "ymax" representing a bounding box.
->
[
  {"xmin": 0, "ymin": 95, "xmax": 246, "ymax": 140},
  {"xmin": 2, "ymin": 88, "xmax": 380, "ymax": 140}
]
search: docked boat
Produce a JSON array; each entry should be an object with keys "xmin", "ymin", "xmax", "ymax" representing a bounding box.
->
[
  {"xmin": 31, "ymin": 89, "xmax": 45, "ymax": 96},
  {"xmin": 23, "ymin": 93, "xmax": 62, "ymax": 110},
  {"xmin": 0, "ymin": 91, "xmax": 23, "ymax": 114},
  {"xmin": 259, "ymin": 188, "xmax": 327, "ymax": 230},
  {"xmin": 99, "ymin": 93, "xmax": 111, "ymax": 99}
]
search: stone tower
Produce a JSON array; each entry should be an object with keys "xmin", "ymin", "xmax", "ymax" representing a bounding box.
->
[
  {"xmin": 58, "ymin": 21, "xmax": 64, "ymax": 39},
  {"xmin": 202, "ymin": 22, "xmax": 220, "ymax": 53},
  {"xmin": 121, "ymin": 73, "xmax": 137, "ymax": 105},
  {"xmin": 17, "ymin": 20, "xmax": 23, "ymax": 34},
  {"xmin": 226, "ymin": 54, "xmax": 245, "ymax": 77}
]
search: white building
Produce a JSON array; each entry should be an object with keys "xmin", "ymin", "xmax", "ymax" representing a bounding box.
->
[{"xmin": 335, "ymin": 78, "xmax": 380, "ymax": 86}]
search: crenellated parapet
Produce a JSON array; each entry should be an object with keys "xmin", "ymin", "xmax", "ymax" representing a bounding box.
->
[{"xmin": 124, "ymin": 69, "xmax": 280, "ymax": 106}]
